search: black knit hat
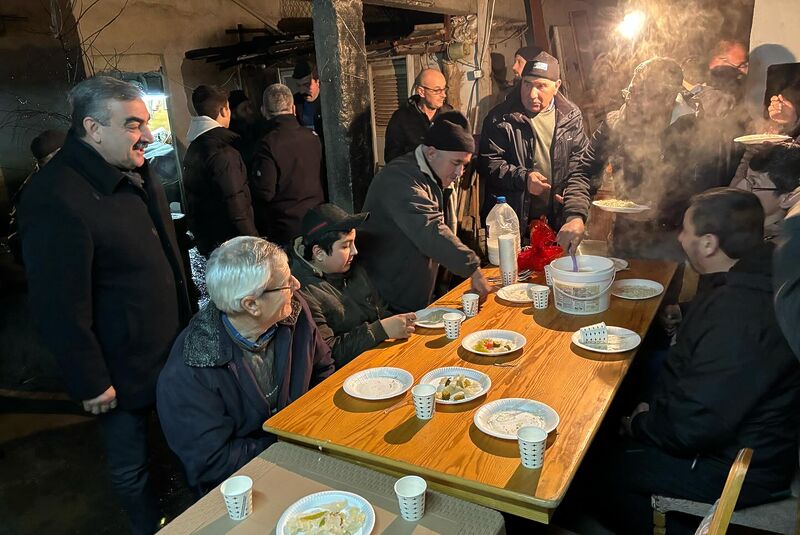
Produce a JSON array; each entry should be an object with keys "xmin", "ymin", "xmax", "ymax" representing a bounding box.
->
[
  {"xmin": 515, "ymin": 45, "xmax": 543, "ymax": 61},
  {"xmin": 302, "ymin": 203, "xmax": 369, "ymax": 239},
  {"xmin": 292, "ymin": 60, "xmax": 317, "ymax": 79},
  {"xmin": 422, "ymin": 111, "xmax": 475, "ymax": 153},
  {"xmin": 30, "ymin": 129, "xmax": 67, "ymax": 161},
  {"xmin": 521, "ymin": 51, "xmax": 560, "ymax": 82}
]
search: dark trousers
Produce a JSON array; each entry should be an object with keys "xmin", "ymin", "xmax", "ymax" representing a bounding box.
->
[
  {"xmin": 591, "ymin": 437, "xmax": 775, "ymax": 535},
  {"xmin": 97, "ymin": 407, "xmax": 162, "ymax": 535}
]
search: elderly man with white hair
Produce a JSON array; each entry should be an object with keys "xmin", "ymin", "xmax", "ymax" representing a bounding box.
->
[
  {"xmin": 251, "ymin": 82, "xmax": 324, "ymax": 245},
  {"xmin": 157, "ymin": 236, "xmax": 334, "ymax": 494}
]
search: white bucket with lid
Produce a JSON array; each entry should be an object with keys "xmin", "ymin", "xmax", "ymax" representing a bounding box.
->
[{"xmin": 549, "ymin": 255, "xmax": 616, "ymax": 315}]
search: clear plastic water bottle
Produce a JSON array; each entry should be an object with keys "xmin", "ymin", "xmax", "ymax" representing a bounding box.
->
[{"xmin": 485, "ymin": 196, "xmax": 520, "ymax": 265}]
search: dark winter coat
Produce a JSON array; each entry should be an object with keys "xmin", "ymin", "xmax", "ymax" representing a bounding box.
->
[
  {"xmin": 293, "ymin": 92, "xmax": 323, "ymax": 138},
  {"xmin": 632, "ymin": 243, "xmax": 800, "ymax": 491},
  {"xmin": 775, "ymin": 215, "xmax": 800, "ymax": 360},
  {"xmin": 251, "ymin": 114, "xmax": 325, "ymax": 245},
  {"xmin": 358, "ymin": 147, "xmax": 481, "ymax": 313},
  {"xmin": 156, "ymin": 296, "xmax": 334, "ymax": 492},
  {"xmin": 290, "ymin": 240, "xmax": 391, "ymax": 368},
  {"xmin": 16, "ymin": 133, "xmax": 191, "ymax": 409},
  {"xmin": 478, "ymin": 90, "xmax": 589, "ymax": 229},
  {"xmin": 183, "ymin": 124, "xmax": 258, "ymax": 256},
  {"xmin": 384, "ymin": 96, "xmax": 453, "ymax": 163}
]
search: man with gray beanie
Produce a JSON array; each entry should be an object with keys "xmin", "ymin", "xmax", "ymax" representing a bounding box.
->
[
  {"xmin": 359, "ymin": 111, "xmax": 491, "ymax": 313},
  {"xmin": 479, "ymin": 50, "xmax": 590, "ymax": 252}
]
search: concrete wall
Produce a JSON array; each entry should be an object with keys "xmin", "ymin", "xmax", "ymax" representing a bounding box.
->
[
  {"xmin": 747, "ymin": 0, "xmax": 800, "ymax": 120},
  {"xmin": 72, "ymin": 0, "xmax": 281, "ymax": 153}
]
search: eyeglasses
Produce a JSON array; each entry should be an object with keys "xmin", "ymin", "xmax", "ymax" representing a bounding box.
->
[
  {"xmin": 720, "ymin": 58, "xmax": 749, "ymax": 71},
  {"xmin": 741, "ymin": 176, "xmax": 777, "ymax": 192},
  {"xmin": 255, "ymin": 279, "xmax": 294, "ymax": 298},
  {"xmin": 420, "ymin": 86, "xmax": 447, "ymax": 95}
]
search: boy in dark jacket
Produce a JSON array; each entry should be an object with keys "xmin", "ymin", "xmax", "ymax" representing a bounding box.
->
[
  {"xmin": 183, "ymin": 85, "xmax": 258, "ymax": 256},
  {"xmin": 157, "ymin": 237, "xmax": 334, "ymax": 494},
  {"xmin": 291, "ymin": 204, "xmax": 416, "ymax": 368},
  {"xmin": 597, "ymin": 188, "xmax": 800, "ymax": 535}
]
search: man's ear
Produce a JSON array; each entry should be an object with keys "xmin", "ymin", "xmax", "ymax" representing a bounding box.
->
[
  {"xmin": 291, "ymin": 104, "xmax": 296, "ymax": 116},
  {"xmin": 83, "ymin": 117, "xmax": 102, "ymax": 143},
  {"xmin": 702, "ymin": 234, "xmax": 720, "ymax": 257},
  {"xmin": 220, "ymin": 104, "xmax": 230, "ymax": 120},
  {"xmin": 554, "ymin": 79, "xmax": 562, "ymax": 92},
  {"xmin": 240, "ymin": 295, "xmax": 260, "ymax": 317}
]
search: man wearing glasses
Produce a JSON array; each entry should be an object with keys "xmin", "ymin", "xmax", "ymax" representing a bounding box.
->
[
  {"xmin": 384, "ymin": 68, "xmax": 453, "ymax": 163},
  {"xmin": 157, "ymin": 237, "xmax": 334, "ymax": 495}
]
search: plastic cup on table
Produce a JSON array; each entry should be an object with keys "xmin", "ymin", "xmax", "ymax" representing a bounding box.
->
[
  {"xmin": 442, "ymin": 312, "xmax": 463, "ymax": 340},
  {"xmin": 531, "ymin": 285, "xmax": 550, "ymax": 310},
  {"xmin": 517, "ymin": 426, "xmax": 547, "ymax": 469},
  {"xmin": 411, "ymin": 384, "xmax": 436, "ymax": 420},
  {"xmin": 501, "ymin": 270, "xmax": 518, "ymax": 287},
  {"xmin": 220, "ymin": 475, "xmax": 253, "ymax": 521},
  {"xmin": 544, "ymin": 264, "xmax": 554, "ymax": 287},
  {"xmin": 461, "ymin": 292, "xmax": 480, "ymax": 317},
  {"xmin": 394, "ymin": 475, "xmax": 427, "ymax": 521}
]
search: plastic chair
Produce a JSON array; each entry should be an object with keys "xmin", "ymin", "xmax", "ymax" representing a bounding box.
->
[{"xmin": 652, "ymin": 448, "xmax": 800, "ymax": 535}]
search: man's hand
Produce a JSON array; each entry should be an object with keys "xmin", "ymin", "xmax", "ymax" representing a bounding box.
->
[
  {"xmin": 527, "ymin": 171, "xmax": 551, "ymax": 197},
  {"xmin": 658, "ymin": 304, "xmax": 682, "ymax": 337},
  {"xmin": 768, "ymin": 94, "xmax": 797, "ymax": 126},
  {"xmin": 621, "ymin": 402, "xmax": 649, "ymax": 436},
  {"xmin": 556, "ymin": 218, "xmax": 585, "ymax": 252},
  {"xmin": 380, "ymin": 313, "xmax": 416, "ymax": 339},
  {"xmin": 470, "ymin": 270, "xmax": 495, "ymax": 301},
  {"xmin": 82, "ymin": 385, "xmax": 117, "ymax": 415}
]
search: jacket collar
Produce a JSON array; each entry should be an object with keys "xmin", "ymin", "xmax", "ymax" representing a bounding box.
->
[
  {"xmin": 183, "ymin": 298, "xmax": 303, "ymax": 367},
  {"xmin": 267, "ymin": 113, "xmax": 299, "ymax": 128},
  {"xmin": 701, "ymin": 242, "xmax": 775, "ymax": 294},
  {"xmin": 186, "ymin": 116, "xmax": 222, "ymax": 142},
  {"xmin": 291, "ymin": 237, "xmax": 324, "ymax": 278},
  {"xmin": 499, "ymin": 90, "xmax": 579, "ymax": 130},
  {"xmin": 60, "ymin": 132, "xmax": 139, "ymax": 196}
]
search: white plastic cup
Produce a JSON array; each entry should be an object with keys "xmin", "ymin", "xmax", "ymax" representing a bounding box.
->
[
  {"xmin": 411, "ymin": 384, "xmax": 436, "ymax": 420},
  {"xmin": 517, "ymin": 426, "xmax": 547, "ymax": 469},
  {"xmin": 501, "ymin": 270, "xmax": 518, "ymax": 287},
  {"xmin": 220, "ymin": 475, "xmax": 253, "ymax": 521},
  {"xmin": 544, "ymin": 265, "xmax": 553, "ymax": 287},
  {"xmin": 461, "ymin": 293, "xmax": 479, "ymax": 317},
  {"xmin": 442, "ymin": 312, "xmax": 463, "ymax": 340},
  {"xmin": 532, "ymin": 286, "xmax": 550, "ymax": 310},
  {"xmin": 394, "ymin": 475, "xmax": 427, "ymax": 521}
]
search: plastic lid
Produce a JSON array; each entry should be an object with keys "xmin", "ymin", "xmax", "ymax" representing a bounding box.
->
[{"xmin": 496, "ymin": 196, "xmax": 506, "ymax": 203}]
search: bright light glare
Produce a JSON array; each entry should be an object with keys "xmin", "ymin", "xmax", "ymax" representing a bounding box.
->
[{"xmin": 617, "ymin": 11, "xmax": 646, "ymax": 40}]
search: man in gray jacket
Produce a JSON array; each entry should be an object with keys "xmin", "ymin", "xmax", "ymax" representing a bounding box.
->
[{"xmin": 358, "ymin": 111, "xmax": 491, "ymax": 313}]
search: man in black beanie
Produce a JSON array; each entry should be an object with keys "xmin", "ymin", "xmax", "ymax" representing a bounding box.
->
[
  {"xmin": 479, "ymin": 50, "xmax": 590, "ymax": 252},
  {"xmin": 358, "ymin": 111, "xmax": 492, "ymax": 313},
  {"xmin": 511, "ymin": 45, "xmax": 544, "ymax": 81}
]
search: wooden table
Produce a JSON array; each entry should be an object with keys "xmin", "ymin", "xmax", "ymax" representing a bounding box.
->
[
  {"xmin": 265, "ymin": 261, "xmax": 676, "ymax": 523},
  {"xmin": 160, "ymin": 443, "xmax": 505, "ymax": 535}
]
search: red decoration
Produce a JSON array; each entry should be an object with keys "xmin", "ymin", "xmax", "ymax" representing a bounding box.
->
[{"xmin": 517, "ymin": 216, "xmax": 564, "ymax": 272}]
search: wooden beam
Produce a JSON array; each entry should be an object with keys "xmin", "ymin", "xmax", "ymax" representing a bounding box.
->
[{"xmin": 527, "ymin": 0, "xmax": 550, "ymax": 53}]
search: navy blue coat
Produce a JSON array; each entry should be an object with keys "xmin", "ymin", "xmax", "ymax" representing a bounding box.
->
[{"xmin": 156, "ymin": 295, "xmax": 334, "ymax": 492}]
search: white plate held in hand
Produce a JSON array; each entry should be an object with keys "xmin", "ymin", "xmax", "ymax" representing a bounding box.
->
[
  {"xmin": 571, "ymin": 326, "xmax": 641, "ymax": 353},
  {"xmin": 343, "ymin": 368, "xmax": 413, "ymax": 400},
  {"xmin": 276, "ymin": 490, "xmax": 375, "ymax": 535}
]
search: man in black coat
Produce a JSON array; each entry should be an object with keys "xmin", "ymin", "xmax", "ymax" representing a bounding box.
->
[
  {"xmin": 16, "ymin": 76, "xmax": 192, "ymax": 535},
  {"xmin": 384, "ymin": 68, "xmax": 453, "ymax": 163},
  {"xmin": 252, "ymin": 83, "xmax": 325, "ymax": 245},
  {"xmin": 595, "ymin": 188, "xmax": 800, "ymax": 535},
  {"xmin": 478, "ymin": 51, "xmax": 589, "ymax": 251},
  {"xmin": 183, "ymin": 85, "xmax": 258, "ymax": 257},
  {"xmin": 292, "ymin": 59, "xmax": 323, "ymax": 137}
]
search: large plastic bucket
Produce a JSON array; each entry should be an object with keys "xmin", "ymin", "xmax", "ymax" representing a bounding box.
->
[{"xmin": 549, "ymin": 255, "xmax": 616, "ymax": 315}]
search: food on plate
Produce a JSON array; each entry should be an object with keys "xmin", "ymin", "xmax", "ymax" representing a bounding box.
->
[
  {"xmin": 286, "ymin": 500, "xmax": 366, "ymax": 535},
  {"xmin": 487, "ymin": 410, "xmax": 546, "ymax": 435},
  {"xmin": 500, "ymin": 287, "xmax": 531, "ymax": 301},
  {"xmin": 473, "ymin": 337, "xmax": 515, "ymax": 353},
  {"xmin": 435, "ymin": 374, "xmax": 483, "ymax": 401},
  {"xmin": 416, "ymin": 310, "xmax": 447, "ymax": 325},
  {"xmin": 615, "ymin": 285, "xmax": 659, "ymax": 299},
  {"xmin": 583, "ymin": 333, "xmax": 631, "ymax": 352},
  {"xmin": 594, "ymin": 199, "xmax": 640, "ymax": 209}
]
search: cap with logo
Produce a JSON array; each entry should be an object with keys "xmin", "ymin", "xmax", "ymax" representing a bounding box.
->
[
  {"xmin": 301, "ymin": 203, "xmax": 369, "ymax": 240},
  {"xmin": 521, "ymin": 51, "xmax": 560, "ymax": 82}
]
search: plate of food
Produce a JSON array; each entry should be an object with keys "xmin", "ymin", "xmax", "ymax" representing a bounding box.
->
[
  {"xmin": 592, "ymin": 199, "xmax": 651, "ymax": 213},
  {"xmin": 343, "ymin": 367, "xmax": 413, "ymax": 400},
  {"xmin": 462, "ymin": 330, "xmax": 527, "ymax": 356},
  {"xmin": 733, "ymin": 133, "xmax": 791, "ymax": 145},
  {"xmin": 474, "ymin": 398, "xmax": 559, "ymax": 439},
  {"xmin": 414, "ymin": 307, "xmax": 465, "ymax": 329},
  {"xmin": 611, "ymin": 279, "xmax": 664, "ymax": 300},
  {"xmin": 276, "ymin": 490, "xmax": 374, "ymax": 535},
  {"xmin": 571, "ymin": 325, "xmax": 641, "ymax": 354},
  {"xmin": 419, "ymin": 367, "xmax": 491, "ymax": 404},
  {"xmin": 496, "ymin": 283, "xmax": 547, "ymax": 304},
  {"xmin": 608, "ymin": 257, "xmax": 629, "ymax": 272}
]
